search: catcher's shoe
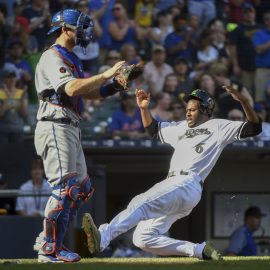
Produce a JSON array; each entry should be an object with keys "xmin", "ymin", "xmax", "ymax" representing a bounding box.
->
[
  {"xmin": 38, "ymin": 254, "xmax": 63, "ymax": 263},
  {"xmin": 82, "ymin": 213, "xmax": 101, "ymax": 254},
  {"xmin": 55, "ymin": 249, "xmax": 81, "ymax": 262},
  {"xmin": 202, "ymin": 241, "xmax": 223, "ymax": 261}
]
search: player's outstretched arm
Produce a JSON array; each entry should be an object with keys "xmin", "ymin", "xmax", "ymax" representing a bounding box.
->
[
  {"xmin": 64, "ymin": 61, "xmax": 125, "ymax": 98},
  {"xmin": 222, "ymin": 85, "xmax": 260, "ymax": 123},
  {"xmin": 135, "ymin": 89, "xmax": 152, "ymax": 127},
  {"xmin": 223, "ymin": 85, "xmax": 262, "ymax": 138},
  {"xmin": 136, "ymin": 89, "xmax": 159, "ymax": 139}
]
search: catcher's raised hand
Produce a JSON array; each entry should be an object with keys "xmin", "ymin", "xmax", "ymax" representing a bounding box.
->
[
  {"xmin": 222, "ymin": 85, "xmax": 247, "ymax": 103},
  {"xmin": 103, "ymin": 61, "xmax": 126, "ymax": 79},
  {"xmin": 135, "ymin": 89, "xmax": 150, "ymax": 109}
]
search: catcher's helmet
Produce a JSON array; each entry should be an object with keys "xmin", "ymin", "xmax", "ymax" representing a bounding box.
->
[
  {"xmin": 184, "ymin": 89, "xmax": 215, "ymax": 117},
  {"xmin": 48, "ymin": 9, "xmax": 94, "ymax": 49}
]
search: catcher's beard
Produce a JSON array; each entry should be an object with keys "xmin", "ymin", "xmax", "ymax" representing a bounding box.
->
[{"xmin": 66, "ymin": 36, "xmax": 76, "ymax": 48}]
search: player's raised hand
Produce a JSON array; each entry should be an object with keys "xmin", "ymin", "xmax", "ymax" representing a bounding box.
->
[
  {"xmin": 135, "ymin": 89, "xmax": 150, "ymax": 109},
  {"xmin": 103, "ymin": 61, "xmax": 126, "ymax": 79},
  {"xmin": 222, "ymin": 85, "xmax": 247, "ymax": 103}
]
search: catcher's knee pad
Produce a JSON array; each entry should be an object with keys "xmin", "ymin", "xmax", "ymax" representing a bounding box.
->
[
  {"xmin": 79, "ymin": 175, "xmax": 94, "ymax": 202},
  {"xmin": 42, "ymin": 174, "xmax": 81, "ymax": 254},
  {"xmin": 69, "ymin": 176, "xmax": 94, "ymax": 218}
]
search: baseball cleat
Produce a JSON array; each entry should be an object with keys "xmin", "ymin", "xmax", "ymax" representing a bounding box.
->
[
  {"xmin": 82, "ymin": 213, "xmax": 101, "ymax": 254},
  {"xmin": 38, "ymin": 254, "xmax": 64, "ymax": 263},
  {"xmin": 56, "ymin": 249, "xmax": 81, "ymax": 262},
  {"xmin": 202, "ymin": 241, "xmax": 223, "ymax": 261}
]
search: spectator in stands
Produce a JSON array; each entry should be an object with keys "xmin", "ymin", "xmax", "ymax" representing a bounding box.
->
[
  {"xmin": 191, "ymin": 29, "xmax": 226, "ymax": 78},
  {"xmin": 0, "ymin": 70, "xmax": 28, "ymax": 144},
  {"xmin": 164, "ymin": 14, "xmax": 193, "ymax": 64},
  {"xmin": 108, "ymin": 2, "xmax": 142, "ymax": 51},
  {"xmin": 105, "ymin": 50, "xmax": 121, "ymax": 67},
  {"xmin": 187, "ymin": 14, "xmax": 200, "ymax": 45},
  {"xmin": 254, "ymin": 102, "xmax": 270, "ymax": 140},
  {"xmin": 197, "ymin": 72, "xmax": 219, "ymax": 117},
  {"xmin": 210, "ymin": 63, "xmax": 253, "ymax": 118},
  {"xmin": 253, "ymin": 10, "xmax": 270, "ymax": 102},
  {"xmin": 130, "ymin": 75, "xmax": 149, "ymax": 93},
  {"xmin": 143, "ymin": 45, "xmax": 173, "ymax": 96},
  {"xmin": 197, "ymin": 72, "xmax": 216, "ymax": 97},
  {"xmin": 134, "ymin": 0, "xmax": 154, "ymax": 28},
  {"xmin": 170, "ymin": 100, "xmax": 185, "ymax": 122},
  {"xmin": 224, "ymin": 0, "xmax": 246, "ymax": 24},
  {"xmin": 73, "ymin": 0, "xmax": 103, "ymax": 75},
  {"xmin": 16, "ymin": 159, "xmax": 52, "ymax": 217},
  {"xmin": 187, "ymin": 0, "xmax": 216, "ymax": 28},
  {"xmin": 21, "ymin": 0, "xmax": 51, "ymax": 50},
  {"xmin": 120, "ymin": 43, "xmax": 141, "ymax": 65},
  {"xmin": 227, "ymin": 108, "xmax": 245, "ymax": 121},
  {"xmin": 7, "ymin": 16, "xmax": 38, "ymax": 55},
  {"xmin": 229, "ymin": 3, "xmax": 261, "ymax": 98},
  {"xmin": 13, "ymin": 0, "xmax": 29, "ymax": 33},
  {"xmin": 89, "ymin": 0, "xmax": 115, "ymax": 53},
  {"xmin": 4, "ymin": 39, "xmax": 33, "ymax": 90},
  {"xmin": 227, "ymin": 206, "xmax": 265, "ymax": 256},
  {"xmin": 150, "ymin": 92, "xmax": 172, "ymax": 121},
  {"xmin": 209, "ymin": 18, "xmax": 230, "ymax": 62},
  {"xmin": 173, "ymin": 57, "xmax": 193, "ymax": 96},
  {"xmin": 154, "ymin": 0, "xmax": 183, "ymax": 15},
  {"xmin": 149, "ymin": 10, "xmax": 173, "ymax": 45},
  {"xmin": 110, "ymin": 91, "xmax": 147, "ymax": 139},
  {"xmin": 162, "ymin": 73, "xmax": 180, "ymax": 101}
]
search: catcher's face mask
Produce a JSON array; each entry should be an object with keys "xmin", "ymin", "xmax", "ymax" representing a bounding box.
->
[{"xmin": 74, "ymin": 13, "xmax": 94, "ymax": 49}]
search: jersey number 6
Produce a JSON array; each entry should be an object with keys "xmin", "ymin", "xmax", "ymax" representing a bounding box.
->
[{"xmin": 195, "ymin": 143, "xmax": 204, "ymax": 154}]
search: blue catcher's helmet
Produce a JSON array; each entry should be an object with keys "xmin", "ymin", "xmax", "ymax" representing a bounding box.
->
[
  {"xmin": 48, "ymin": 9, "xmax": 94, "ymax": 49},
  {"xmin": 184, "ymin": 89, "xmax": 215, "ymax": 117}
]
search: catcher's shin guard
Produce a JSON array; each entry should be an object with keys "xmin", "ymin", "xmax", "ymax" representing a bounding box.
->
[{"xmin": 40, "ymin": 174, "xmax": 81, "ymax": 261}]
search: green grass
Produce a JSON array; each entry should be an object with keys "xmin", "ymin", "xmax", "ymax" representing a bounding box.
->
[{"xmin": 1, "ymin": 257, "xmax": 270, "ymax": 270}]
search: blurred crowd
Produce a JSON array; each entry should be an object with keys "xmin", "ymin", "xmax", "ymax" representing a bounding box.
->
[{"xmin": 0, "ymin": 0, "xmax": 270, "ymax": 143}]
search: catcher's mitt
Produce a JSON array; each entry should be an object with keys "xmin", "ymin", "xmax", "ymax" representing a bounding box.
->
[{"xmin": 114, "ymin": 62, "xmax": 144, "ymax": 91}]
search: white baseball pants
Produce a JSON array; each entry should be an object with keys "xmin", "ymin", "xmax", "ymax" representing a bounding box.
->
[{"xmin": 99, "ymin": 173, "xmax": 205, "ymax": 258}]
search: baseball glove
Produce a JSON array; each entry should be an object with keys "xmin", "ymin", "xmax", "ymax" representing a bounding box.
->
[{"xmin": 114, "ymin": 62, "xmax": 144, "ymax": 91}]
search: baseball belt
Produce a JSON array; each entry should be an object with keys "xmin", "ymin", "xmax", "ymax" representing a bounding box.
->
[
  {"xmin": 40, "ymin": 117, "xmax": 80, "ymax": 128},
  {"xmin": 167, "ymin": 170, "xmax": 204, "ymax": 188}
]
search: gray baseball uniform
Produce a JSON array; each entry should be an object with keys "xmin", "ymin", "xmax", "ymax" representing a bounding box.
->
[
  {"xmin": 33, "ymin": 45, "xmax": 91, "ymax": 256},
  {"xmin": 34, "ymin": 47, "xmax": 86, "ymax": 187}
]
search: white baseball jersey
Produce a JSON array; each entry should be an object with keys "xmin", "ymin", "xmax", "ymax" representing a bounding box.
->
[
  {"xmin": 158, "ymin": 119, "xmax": 246, "ymax": 182},
  {"xmin": 35, "ymin": 48, "xmax": 78, "ymax": 121}
]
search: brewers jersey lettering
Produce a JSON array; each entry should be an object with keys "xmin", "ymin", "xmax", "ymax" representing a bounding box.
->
[{"xmin": 159, "ymin": 119, "xmax": 245, "ymax": 182}]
